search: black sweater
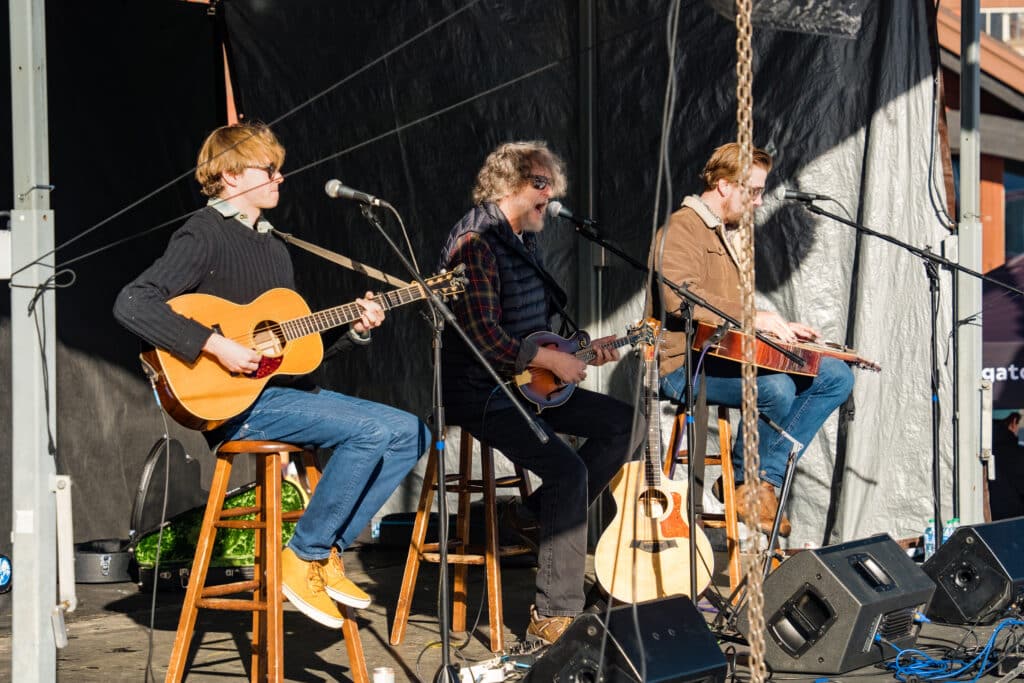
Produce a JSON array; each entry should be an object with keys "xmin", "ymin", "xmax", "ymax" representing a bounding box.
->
[{"xmin": 114, "ymin": 206, "xmax": 354, "ymax": 388}]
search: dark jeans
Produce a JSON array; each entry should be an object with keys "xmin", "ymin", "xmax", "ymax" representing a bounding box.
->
[{"xmin": 457, "ymin": 388, "xmax": 634, "ymax": 617}]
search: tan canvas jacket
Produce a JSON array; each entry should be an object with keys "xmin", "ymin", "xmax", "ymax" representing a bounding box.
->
[{"xmin": 651, "ymin": 196, "xmax": 743, "ymax": 377}]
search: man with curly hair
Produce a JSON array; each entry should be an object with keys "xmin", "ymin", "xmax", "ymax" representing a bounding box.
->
[
  {"xmin": 438, "ymin": 141, "xmax": 635, "ymax": 645},
  {"xmin": 114, "ymin": 122, "xmax": 429, "ymax": 629}
]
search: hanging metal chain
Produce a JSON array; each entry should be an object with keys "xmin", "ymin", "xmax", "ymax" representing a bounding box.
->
[{"xmin": 735, "ymin": 1, "xmax": 768, "ymax": 682}]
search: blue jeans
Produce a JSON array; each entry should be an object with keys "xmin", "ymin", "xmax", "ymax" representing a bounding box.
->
[
  {"xmin": 660, "ymin": 357, "xmax": 854, "ymax": 487},
  {"xmin": 216, "ymin": 386, "xmax": 429, "ymax": 560},
  {"xmin": 457, "ymin": 388, "xmax": 634, "ymax": 617}
]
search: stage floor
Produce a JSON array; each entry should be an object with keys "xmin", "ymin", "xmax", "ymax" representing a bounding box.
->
[{"xmin": 0, "ymin": 545, "xmax": 1010, "ymax": 682}]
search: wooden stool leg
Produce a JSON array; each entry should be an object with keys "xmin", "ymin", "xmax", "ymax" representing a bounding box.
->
[
  {"xmin": 515, "ymin": 465, "xmax": 533, "ymax": 498},
  {"xmin": 299, "ymin": 451, "xmax": 368, "ymax": 683},
  {"xmin": 481, "ymin": 445, "xmax": 504, "ymax": 652},
  {"xmin": 340, "ymin": 584, "xmax": 370, "ymax": 683},
  {"xmin": 252, "ymin": 457, "xmax": 267, "ymax": 683},
  {"xmin": 166, "ymin": 454, "xmax": 234, "ymax": 683},
  {"xmin": 389, "ymin": 446, "xmax": 440, "ymax": 645},
  {"xmin": 664, "ymin": 412, "xmax": 686, "ymax": 477},
  {"xmin": 263, "ymin": 452, "xmax": 285, "ymax": 682},
  {"xmin": 451, "ymin": 432, "xmax": 473, "ymax": 632},
  {"xmin": 717, "ymin": 409, "xmax": 742, "ymax": 599}
]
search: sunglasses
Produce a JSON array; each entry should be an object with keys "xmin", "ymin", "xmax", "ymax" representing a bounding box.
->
[
  {"xmin": 246, "ymin": 164, "xmax": 279, "ymax": 179},
  {"xmin": 528, "ymin": 174, "xmax": 552, "ymax": 191}
]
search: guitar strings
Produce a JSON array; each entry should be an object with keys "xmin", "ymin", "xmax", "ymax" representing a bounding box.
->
[{"xmin": 216, "ymin": 279, "xmax": 444, "ymax": 346}]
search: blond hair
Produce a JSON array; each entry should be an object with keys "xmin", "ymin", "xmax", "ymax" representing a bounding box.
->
[
  {"xmin": 701, "ymin": 142, "xmax": 772, "ymax": 191},
  {"xmin": 472, "ymin": 141, "xmax": 567, "ymax": 204},
  {"xmin": 195, "ymin": 122, "xmax": 286, "ymax": 197}
]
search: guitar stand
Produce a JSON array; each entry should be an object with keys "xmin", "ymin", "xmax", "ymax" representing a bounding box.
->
[{"xmin": 709, "ymin": 421, "xmax": 803, "ymax": 635}]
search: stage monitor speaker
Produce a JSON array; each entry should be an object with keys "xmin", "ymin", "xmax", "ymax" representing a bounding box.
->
[
  {"xmin": 923, "ymin": 516, "xmax": 1024, "ymax": 625},
  {"xmin": 738, "ymin": 534, "xmax": 935, "ymax": 675},
  {"xmin": 522, "ymin": 595, "xmax": 727, "ymax": 683}
]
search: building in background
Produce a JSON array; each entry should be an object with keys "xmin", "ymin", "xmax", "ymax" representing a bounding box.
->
[{"xmin": 940, "ymin": 0, "xmax": 1024, "ymax": 271}]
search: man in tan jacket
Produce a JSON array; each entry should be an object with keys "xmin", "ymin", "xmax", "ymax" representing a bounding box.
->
[{"xmin": 652, "ymin": 142, "xmax": 854, "ymax": 537}]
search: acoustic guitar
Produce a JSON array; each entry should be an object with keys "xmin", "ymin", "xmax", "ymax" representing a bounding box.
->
[
  {"xmin": 692, "ymin": 320, "xmax": 881, "ymax": 376},
  {"xmin": 594, "ymin": 320, "xmax": 715, "ymax": 603},
  {"xmin": 513, "ymin": 321, "xmax": 655, "ymax": 411},
  {"xmin": 140, "ymin": 269, "xmax": 465, "ymax": 431}
]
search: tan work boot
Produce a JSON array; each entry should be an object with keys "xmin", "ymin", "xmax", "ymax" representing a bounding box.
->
[
  {"xmin": 281, "ymin": 547, "xmax": 345, "ymax": 628},
  {"xmin": 526, "ymin": 605, "xmax": 573, "ymax": 646},
  {"xmin": 322, "ymin": 547, "xmax": 371, "ymax": 609},
  {"xmin": 735, "ymin": 480, "xmax": 792, "ymax": 537}
]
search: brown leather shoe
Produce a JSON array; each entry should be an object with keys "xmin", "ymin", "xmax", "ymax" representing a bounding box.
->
[
  {"xmin": 735, "ymin": 480, "xmax": 792, "ymax": 537},
  {"xmin": 526, "ymin": 605, "xmax": 573, "ymax": 646}
]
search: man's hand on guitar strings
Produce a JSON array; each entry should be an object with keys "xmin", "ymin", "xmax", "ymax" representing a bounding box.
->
[
  {"xmin": 787, "ymin": 321, "xmax": 820, "ymax": 342},
  {"xmin": 588, "ymin": 335, "xmax": 621, "ymax": 366},
  {"xmin": 352, "ymin": 291, "xmax": 385, "ymax": 334},
  {"xmin": 203, "ymin": 333, "xmax": 262, "ymax": 374}
]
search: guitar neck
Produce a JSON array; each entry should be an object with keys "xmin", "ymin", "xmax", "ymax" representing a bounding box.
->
[
  {"xmin": 643, "ymin": 352, "xmax": 663, "ymax": 488},
  {"xmin": 280, "ymin": 283, "xmax": 423, "ymax": 341}
]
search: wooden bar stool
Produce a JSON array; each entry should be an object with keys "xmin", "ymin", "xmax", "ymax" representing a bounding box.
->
[
  {"xmin": 663, "ymin": 406, "xmax": 743, "ymax": 598},
  {"xmin": 165, "ymin": 440, "xmax": 368, "ymax": 683},
  {"xmin": 390, "ymin": 430, "xmax": 534, "ymax": 652}
]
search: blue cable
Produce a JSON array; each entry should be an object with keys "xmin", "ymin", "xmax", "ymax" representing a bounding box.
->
[{"xmin": 881, "ymin": 618, "xmax": 1024, "ymax": 682}]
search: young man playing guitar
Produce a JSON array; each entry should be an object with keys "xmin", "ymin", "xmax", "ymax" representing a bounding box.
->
[
  {"xmin": 653, "ymin": 142, "xmax": 854, "ymax": 538},
  {"xmin": 114, "ymin": 123, "xmax": 429, "ymax": 628},
  {"xmin": 438, "ymin": 141, "xmax": 635, "ymax": 645}
]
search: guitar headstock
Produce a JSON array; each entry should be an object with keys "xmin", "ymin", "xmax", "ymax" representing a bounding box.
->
[{"xmin": 424, "ymin": 264, "xmax": 467, "ymax": 301}]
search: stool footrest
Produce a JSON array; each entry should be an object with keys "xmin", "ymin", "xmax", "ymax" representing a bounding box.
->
[
  {"xmin": 214, "ymin": 519, "xmax": 266, "ymax": 530},
  {"xmin": 197, "ymin": 597, "xmax": 266, "ymax": 611},
  {"xmin": 422, "ymin": 551, "xmax": 486, "ymax": 565},
  {"xmin": 200, "ymin": 579, "xmax": 261, "ymax": 598},
  {"xmin": 218, "ymin": 505, "xmax": 261, "ymax": 518}
]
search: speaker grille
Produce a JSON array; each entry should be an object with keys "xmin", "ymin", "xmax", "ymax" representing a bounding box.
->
[{"xmin": 877, "ymin": 606, "xmax": 918, "ymax": 642}]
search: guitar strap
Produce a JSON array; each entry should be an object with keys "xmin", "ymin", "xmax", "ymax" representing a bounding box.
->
[
  {"xmin": 518, "ymin": 248, "xmax": 579, "ymax": 335},
  {"xmin": 271, "ymin": 229, "xmax": 411, "ymax": 288}
]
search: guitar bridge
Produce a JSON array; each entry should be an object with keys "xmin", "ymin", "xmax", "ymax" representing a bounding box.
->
[{"xmin": 630, "ymin": 539, "xmax": 678, "ymax": 552}]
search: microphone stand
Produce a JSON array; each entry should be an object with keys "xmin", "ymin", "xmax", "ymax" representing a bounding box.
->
[
  {"xmin": 566, "ymin": 221, "xmax": 808, "ymax": 603},
  {"xmin": 795, "ymin": 200, "xmax": 1024, "ymax": 548},
  {"xmin": 356, "ymin": 204, "xmax": 547, "ymax": 683}
]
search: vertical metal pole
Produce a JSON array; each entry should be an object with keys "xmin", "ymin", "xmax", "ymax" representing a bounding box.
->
[
  {"xmin": 577, "ymin": 0, "xmax": 603, "ymax": 340},
  {"xmin": 956, "ymin": 0, "xmax": 984, "ymax": 525},
  {"xmin": 9, "ymin": 0, "xmax": 58, "ymax": 680},
  {"xmin": 577, "ymin": 0, "xmax": 608, "ymax": 546}
]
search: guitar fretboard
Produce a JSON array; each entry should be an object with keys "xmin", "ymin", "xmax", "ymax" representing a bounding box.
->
[
  {"xmin": 279, "ymin": 283, "xmax": 424, "ymax": 341},
  {"xmin": 643, "ymin": 350, "xmax": 663, "ymax": 488}
]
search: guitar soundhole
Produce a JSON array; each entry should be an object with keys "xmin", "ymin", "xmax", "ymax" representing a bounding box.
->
[
  {"xmin": 249, "ymin": 320, "xmax": 285, "ymax": 379},
  {"xmin": 252, "ymin": 320, "xmax": 286, "ymax": 356},
  {"xmin": 638, "ymin": 489, "xmax": 669, "ymax": 519}
]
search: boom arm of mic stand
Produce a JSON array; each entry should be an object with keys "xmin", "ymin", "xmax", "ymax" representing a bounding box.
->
[
  {"xmin": 569, "ymin": 221, "xmax": 809, "ymax": 368},
  {"xmin": 801, "ymin": 202, "xmax": 1024, "ymax": 297},
  {"xmin": 358, "ymin": 205, "xmax": 549, "ymax": 446}
]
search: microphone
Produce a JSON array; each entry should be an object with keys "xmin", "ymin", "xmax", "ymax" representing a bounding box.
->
[
  {"xmin": 324, "ymin": 179, "xmax": 384, "ymax": 207},
  {"xmin": 772, "ymin": 186, "xmax": 831, "ymax": 202},
  {"xmin": 546, "ymin": 200, "xmax": 597, "ymax": 227}
]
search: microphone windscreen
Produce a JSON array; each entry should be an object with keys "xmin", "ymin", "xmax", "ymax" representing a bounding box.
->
[
  {"xmin": 324, "ymin": 179, "xmax": 343, "ymax": 198},
  {"xmin": 546, "ymin": 200, "xmax": 564, "ymax": 218}
]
